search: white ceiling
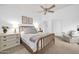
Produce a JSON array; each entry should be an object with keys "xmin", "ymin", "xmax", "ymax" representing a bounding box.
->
[{"xmin": 0, "ymin": 4, "xmax": 71, "ymax": 12}]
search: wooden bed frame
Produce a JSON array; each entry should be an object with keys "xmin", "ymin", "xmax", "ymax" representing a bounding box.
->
[{"xmin": 19, "ymin": 26, "xmax": 55, "ymax": 53}]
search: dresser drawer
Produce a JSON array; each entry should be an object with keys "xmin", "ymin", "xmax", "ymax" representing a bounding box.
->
[
  {"xmin": 1, "ymin": 37, "xmax": 20, "ymax": 43},
  {"xmin": 0, "ymin": 33, "xmax": 20, "ymax": 51},
  {"xmin": 0, "ymin": 34, "xmax": 19, "ymax": 40},
  {"xmin": 0, "ymin": 40, "xmax": 20, "ymax": 51}
]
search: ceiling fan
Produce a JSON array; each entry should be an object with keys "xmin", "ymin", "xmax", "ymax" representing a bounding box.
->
[{"xmin": 40, "ymin": 4, "xmax": 55, "ymax": 15}]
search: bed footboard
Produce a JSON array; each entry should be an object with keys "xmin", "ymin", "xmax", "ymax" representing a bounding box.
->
[
  {"xmin": 21, "ymin": 33, "xmax": 55, "ymax": 54},
  {"xmin": 36, "ymin": 33, "xmax": 55, "ymax": 53}
]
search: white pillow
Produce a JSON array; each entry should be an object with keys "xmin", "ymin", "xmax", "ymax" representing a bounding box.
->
[{"xmin": 24, "ymin": 26, "xmax": 37, "ymax": 34}]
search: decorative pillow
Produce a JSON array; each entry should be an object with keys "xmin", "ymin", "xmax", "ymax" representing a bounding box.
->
[
  {"xmin": 67, "ymin": 30, "xmax": 75, "ymax": 37},
  {"xmin": 24, "ymin": 26, "xmax": 37, "ymax": 34}
]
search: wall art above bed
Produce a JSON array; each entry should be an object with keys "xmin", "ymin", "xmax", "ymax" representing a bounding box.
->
[{"xmin": 22, "ymin": 16, "xmax": 33, "ymax": 24}]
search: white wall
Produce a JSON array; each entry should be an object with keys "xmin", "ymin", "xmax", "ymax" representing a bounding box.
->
[
  {"xmin": 53, "ymin": 4, "xmax": 79, "ymax": 35},
  {"xmin": 40, "ymin": 5, "xmax": 79, "ymax": 35},
  {"xmin": 41, "ymin": 5, "xmax": 79, "ymax": 35},
  {"xmin": 0, "ymin": 5, "xmax": 41, "ymax": 33},
  {"xmin": 0, "ymin": 4, "xmax": 79, "ymax": 35}
]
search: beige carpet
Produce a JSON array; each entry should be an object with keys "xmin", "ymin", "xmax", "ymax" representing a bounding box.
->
[{"xmin": 1, "ymin": 37, "xmax": 79, "ymax": 54}]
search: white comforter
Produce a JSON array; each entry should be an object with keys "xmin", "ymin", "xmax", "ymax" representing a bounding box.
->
[{"xmin": 21, "ymin": 32, "xmax": 50, "ymax": 52}]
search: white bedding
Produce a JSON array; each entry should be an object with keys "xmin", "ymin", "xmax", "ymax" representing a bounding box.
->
[
  {"xmin": 21, "ymin": 32, "xmax": 37, "ymax": 52},
  {"xmin": 21, "ymin": 32, "xmax": 50, "ymax": 52}
]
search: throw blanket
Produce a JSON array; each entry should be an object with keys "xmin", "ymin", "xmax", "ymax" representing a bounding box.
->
[{"xmin": 30, "ymin": 33, "xmax": 51, "ymax": 43}]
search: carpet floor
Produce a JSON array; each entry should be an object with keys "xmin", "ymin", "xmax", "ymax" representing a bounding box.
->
[{"xmin": 1, "ymin": 37, "xmax": 79, "ymax": 54}]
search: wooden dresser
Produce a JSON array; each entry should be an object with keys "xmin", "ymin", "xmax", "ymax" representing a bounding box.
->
[{"xmin": 0, "ymin": 33, "xmax": 20, "ymax": 51}]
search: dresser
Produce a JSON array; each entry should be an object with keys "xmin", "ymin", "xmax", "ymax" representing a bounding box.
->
[{"xmin": 0, "ymin": 33, "xmax": 20, "ymax": 51}]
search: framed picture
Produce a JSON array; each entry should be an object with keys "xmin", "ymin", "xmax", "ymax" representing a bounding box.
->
[{"xmin": 22, "ymin": 16, "xmax": 33, "ymax": 24}]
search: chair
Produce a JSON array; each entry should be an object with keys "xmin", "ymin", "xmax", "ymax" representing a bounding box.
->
[{"xmin": 62, "ymin": 30, "xmax": 75, "ymax": 43}]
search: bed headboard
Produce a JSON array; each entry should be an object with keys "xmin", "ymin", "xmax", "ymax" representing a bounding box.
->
[
  {"xmin": 19, "ymin": 16, "xmax": 37, "ymax": 33},
  {"xmin": 19, "ymin": 25, "xmax": 38, "ymax": 34},
  {"xmin": 19, "ymin": 25, "xmax": 35, "ymax": 33}
]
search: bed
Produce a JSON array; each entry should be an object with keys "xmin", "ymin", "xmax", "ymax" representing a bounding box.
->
[
  {"xmin": 19, "ymin": 16, "xmax": 55, "ymax": 53},
  {"xmin": 19, "ymin": 25, "xmax": 55, "ymax": 53}
]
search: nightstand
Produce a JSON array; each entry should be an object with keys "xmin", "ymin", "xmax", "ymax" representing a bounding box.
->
[{"xmin": 0, "ymin": 33, "xmax": 20, "ymax": 51}]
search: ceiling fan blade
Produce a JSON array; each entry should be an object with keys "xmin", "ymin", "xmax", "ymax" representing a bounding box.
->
[
  {"xmin": 40, "ymin": 5, "xmax": 45, "ymax": 9},
  {"xmin": 48, "ymin": 11, "xmax": 54, "ymax": 13},
  {"xmin": 48, "ymin": 4, "xmax": 55, "ymax": 9}
]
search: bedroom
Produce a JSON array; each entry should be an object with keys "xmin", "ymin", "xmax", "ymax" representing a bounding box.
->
[{"xmin": 0, "ymin": 4, "xmax": 79, "ymax": 54}]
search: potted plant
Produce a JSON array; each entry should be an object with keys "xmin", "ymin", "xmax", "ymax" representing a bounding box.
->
[{"xmin": 2, "ymin": 26, "xmax": 9, "ymax": 33}]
